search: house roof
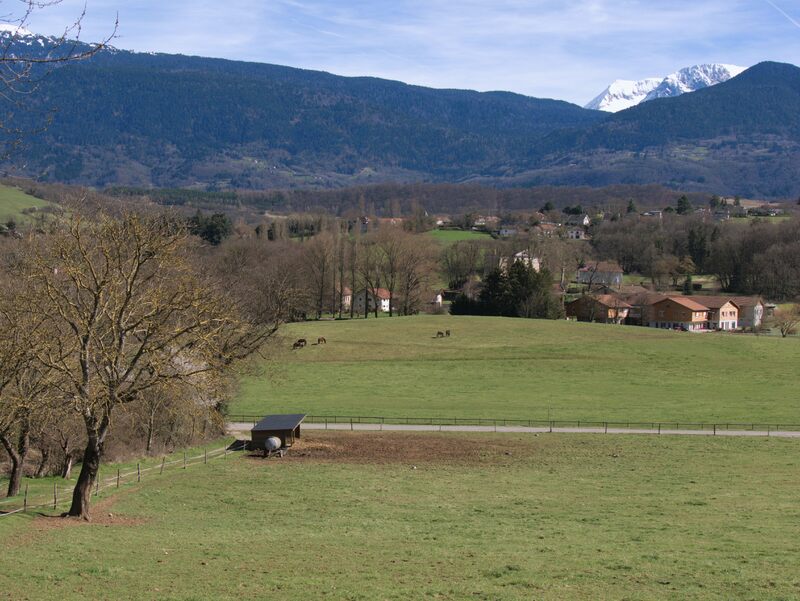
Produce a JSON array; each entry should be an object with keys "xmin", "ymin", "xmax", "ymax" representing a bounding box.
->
[
  {"xmin": 593, "ymin": 294, "xmax": 633, "ymax": 308},
  {"xmin": 673, "ymin": 295, "xmax": 738, "ymax": 310},
  {"xmin": 567, "ymin": 295, "xmax": 632, "ymax": 309},
  {"xmin": 619, "ymin": 292, "xmax": 667, "ymax": 307},
  {"xmin": 373, "ymin": 288, "xmax": 391, "ymax": 300},
  {"xmin": 579, "ymin": 261, "xmax": 623, "ymax": 274},
  {"xmin": 655, "ymin": 296, "xmax": 709, "ymax": 311},
  {"xmin": 729, "ymin": 296, "xmax": 763, "ymax": 308},
  {"xmin": 252, "ymin": 414, "xmax": 306, "ymax": 432}
]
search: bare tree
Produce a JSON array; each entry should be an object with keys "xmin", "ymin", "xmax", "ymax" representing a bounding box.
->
[
  {"xmin": 770, "ymin": 304, "xmax": 800, "ymax": 338},
  {"xmin": 23, "ymin": 212, "xmax": 275, "ymax": 519}
]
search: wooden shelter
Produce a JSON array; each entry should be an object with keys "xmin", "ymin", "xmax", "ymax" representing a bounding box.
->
[{"xmin": 251, "ymin": 414, "xmax": 306, "ymax": 450}]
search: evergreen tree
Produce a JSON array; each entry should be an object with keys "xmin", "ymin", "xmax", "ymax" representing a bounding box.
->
[{"xmin": 676, "ymin": 195, "xmax": 693, "ymax": 215}]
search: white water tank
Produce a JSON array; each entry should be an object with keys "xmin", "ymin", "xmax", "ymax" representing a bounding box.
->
[{"xmin": 264, "ymin": 436, "xmax": 282, "ymax": 452}]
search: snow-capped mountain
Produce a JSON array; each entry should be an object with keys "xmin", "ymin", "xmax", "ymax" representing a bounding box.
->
[
  {"xmin": 586, "ymin": 64, "xmax": 747, "ymax": 112},
  {"xmin": 584, "ymin": 78, "xmax": 662, "ymax": 112}
]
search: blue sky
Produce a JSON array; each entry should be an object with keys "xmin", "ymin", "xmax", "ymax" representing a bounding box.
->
[{"xmin": 18, "ymin": 0, "xmax": 800, "ymax": 105}]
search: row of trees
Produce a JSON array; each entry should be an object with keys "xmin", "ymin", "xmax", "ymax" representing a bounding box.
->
[
  {"xmin": 0, "ymin": 211, "xmax": 285, "ymax": 519},
  {"xmin": 591, "ymin": 213, "xmax": 800, "ymax": 298}
]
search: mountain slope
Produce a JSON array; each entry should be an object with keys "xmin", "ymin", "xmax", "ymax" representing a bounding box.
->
[
  {"xmin": 1, "ymin": 35, "xmax": 604, "ymax": 188},
  {"xmin": 585, "ymin": 78, "xmax": 662, "ymax": 112},
  {"xmin": 2, "ymin": 33, "xmax": 799, "ymax": 198},
  {"xmin": 511, "ymin": 62, "xmax": 800, "ymax": 197},
  {"xmin": 586, "ymin": 64, "xmax": 745, "ymax": 112}
]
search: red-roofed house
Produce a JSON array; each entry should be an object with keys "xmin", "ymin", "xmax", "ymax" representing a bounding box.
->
[
  {"xmin": 649, "ymin": 297, "xmax": 710, "ymax": 331},
  {"xmin": 354, "ymin": 288, "xmax": 392, "ymax": 314},
  {"xmin": 566, "ymin": 295, "xmax": 632, "ymax": 324}
]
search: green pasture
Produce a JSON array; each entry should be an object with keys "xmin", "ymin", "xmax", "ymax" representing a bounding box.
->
[
  {"xmin": 426, "ymin": 229, "xmax": 492, "ymax": 244},
  {"xmin": 0, "ymin": 185, "xmax": 54, "ymax": 224},
  {"xmin": 1, "ymin": 433, "xmax": 798, "ymax": 600},
  {"xmin": 234, "ymin": 316, "xmax": 800, "ymax": 423}
]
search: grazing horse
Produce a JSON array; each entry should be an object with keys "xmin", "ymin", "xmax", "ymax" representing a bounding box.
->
[
  {"xmin": 292, "ymin": 338, "xmax": 307, "ymax": 349},
  {"xmin": 445, "ymin": 330, "xmax": 451, "ymax": 337},
  {"xmin": 317, "ymin": 337, "xmax": 327, "ymax": 345},
  {"xmin": 436, "ymin": 331, "xmax": 445, "ymax": 338}
]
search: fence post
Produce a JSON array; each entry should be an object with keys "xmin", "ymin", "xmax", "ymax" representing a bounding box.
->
[
  {"xmin": 23, "ymin": 484, "xmax": 28, "ymax": 512},
  {"xmin": 117, "ymin": 469, "xmax": 120, "ymax": 488},
  {"xmin": 549, "ymin": 420, "xmax": 553, "ymax": 433},
  {"xmin": 160, "ymin": 457, "xmax": 166, "ymax": 474},
  {"xmin": 713, "ymin": 424, "xmax": 716, "ymax": 436},
  {"xmin": 204, "ymin": 449, "xmax": 208, "ymax": 465},
  {"xmin": 53, "ymin": 482, "xmax": 57, "ymax": 510},
  {"xmin": 95, "ymin": 477, "xmax": 99, "ymax": 496},
  {"xmin": 604, "ymin": 422, "xmax": 608, "ymax": 434},
  {"xmin": 350, "ymin": 419, "xmax": 353, "ymax": 431},
  {"xmin": 183, "ymin": 452, "xmax": 187, "ymax": 469},
  {"xmin": 658, "ymin": 423, "xmax": 661, "ymax": 435},
  {"xmin": 137, "ymin": 463, "xmax": 141, "ymax": 482}
]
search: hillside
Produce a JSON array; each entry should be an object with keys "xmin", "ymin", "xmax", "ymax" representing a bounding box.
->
[
  {"xmin": 1, "ymin": 37, "xmax": 603, "ymax": 188},
  {"xmin": 234, "ymin": 316, "xmax": 800, "ymax": 423},
  {"xmin": 515, "ymin": 62, "xmax": 800, "ymax": 197},
  {"xmin": 2, "ymin": 32, "xmax": 800, "ymax": 197}
]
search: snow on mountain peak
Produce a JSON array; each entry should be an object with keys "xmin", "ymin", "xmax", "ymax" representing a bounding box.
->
[
  {"xmin": 585, "ymin": 77, "xmax": 662, "ymax": 112},
  {"xmin": 0, "ymin": 24, "xmax": 34, "ymax": 37},
  {"xmin": 586, "ymin": 63, "xmax": 747, "ymax": 112}
]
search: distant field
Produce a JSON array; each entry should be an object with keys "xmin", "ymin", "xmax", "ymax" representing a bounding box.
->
[
  {"xmin": 2, "ymin": 432, "xmax": 798, "ymax": 600},
  {"xmin": 234, "ymin": 316, "xmax": 800, "ymax": 423},
  {"xmin": 426, "ymin": 229, "xmax": 492, "ymax": 244},
  {"xmin": 0, "ymin": 185, "xmax": 54, "ymax": 224}
]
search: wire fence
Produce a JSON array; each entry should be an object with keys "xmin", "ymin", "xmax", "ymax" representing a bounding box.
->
[
  {"xmin": 0, "ymin": 440, "xmax": 247, "ymax": 518},
  {"xmin": 228, "ymin": 414, "xmax": 800, "ymax": 433}
]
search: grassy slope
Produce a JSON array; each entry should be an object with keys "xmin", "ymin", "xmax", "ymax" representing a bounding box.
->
[
  {"xmin": 234, "ymin": 316, "xmax": 800, "ymax": 423},
  {"xmin": 1, "ymin": 434, "xmax": 798, "ymax": 600},
  {"xmin": 426, "ymin": 229, "xmax": 492, "ymax": 244},
  {"xmin": 0, "ymin": 185, "xmax": 52, "ymax": 224}
]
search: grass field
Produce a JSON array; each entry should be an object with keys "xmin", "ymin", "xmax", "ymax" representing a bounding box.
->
[
  {"xmin": 1, "ymin": 432, "xmax": 798, "ymax": 600},
  {"xmin": 234, "ymin": 316, "xmax": 800, "ymax": 423},
  {"xmin": 426, "ymin": 229, "xmax": 492, "ymax": 244},
  {"xmin": 0, "ymin": 185, "xmax": 54, "ymax": 224}
]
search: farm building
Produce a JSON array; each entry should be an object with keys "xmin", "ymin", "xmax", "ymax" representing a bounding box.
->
[{"xmin": 251, "ymin": 414, "xmax": 306, "ymax": 451}]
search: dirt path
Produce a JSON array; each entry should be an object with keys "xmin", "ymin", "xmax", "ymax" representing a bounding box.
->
[{"xmin": 227, "ymin": 422, "xmax": 800, "ymax": 438}]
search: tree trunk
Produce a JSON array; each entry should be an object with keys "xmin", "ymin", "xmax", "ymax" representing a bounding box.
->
[
  {"xmin": 0, "ymin": 434, "xmax": 22, "ymax": 497},
  {"xmin": 34, "ymin": 448, "xmax": 50, "ymax": 478},
  {"xmin": 66, "ymin": 439, "xmax": 101, "ymax": 519},
  {"xmin": 66, "ymin": 414, "xmax": 109, "ymax": 519},
  {"xmin": 61, "ymin": 454, "xmax": 74, "ymax": 479},
  {"xmin": 145, "ymin": 412, "xmax": 156, "ymax": 454}
]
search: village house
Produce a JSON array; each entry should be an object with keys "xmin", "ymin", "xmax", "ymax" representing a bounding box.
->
[
  {"xmin": 576, "ymin": 261, "xmax": 624, "ymax": 289},
  {"xmin": 566, "ymin": 295, "xmax": 632, "ymax": 324},
  {"xmin": 353, "ymin": 288, "xmax": 392, "ymax": 313},
  {"xmin": 616, "ymin": 291, "xmax": 667, "ymax": 326},
  {"xmin": 498, "ymin": 250, "xmax": 541, "ymax": 273},
  {"xmin": 565, "ymin": 214, "xmax": 591, "ymax": 228},
  {"xmin": 729, "ymin": 297, "xmax": 766, "ymax": 329},
  {"xmin": 338, "ymin": 286, "xmax": 352, "ymax": 312},
  {"xmin": 566, "ymin": 227, "xmax": 588, "ymax": 240},
  {"xmin": 685, "ymin": 296, "xmax": 739, "ymax": 330},
  {"xmin": 648, "ymin": 296, "xmax": 710, "ymax": 331}
]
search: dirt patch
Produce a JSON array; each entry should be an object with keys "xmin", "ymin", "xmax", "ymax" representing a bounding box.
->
[
  {"xmin": 247, "ymin": 431, "xmax": 540, "ymax": 465},
  {"xmin": 6, "ymin": 487, "xmax": 148, "ymax": 548}
]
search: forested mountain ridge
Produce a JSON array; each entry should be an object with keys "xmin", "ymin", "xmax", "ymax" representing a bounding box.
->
[
  {"xmin": 2, "ymin": 31, "xmax": 800, "ymax": 198},
  {"xmin": 1, "ymin": 34, "xmax": 603, "ymax": 188}
]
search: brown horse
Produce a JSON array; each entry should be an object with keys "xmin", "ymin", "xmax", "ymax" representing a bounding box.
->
[
  {"xmin": 292, "ymin": 338, "xmax": 307, "ymax": 350},
  {"xmin": 317, "ymin": 337, "xmax": 327, "ymax": 345},
  {"xmin": 436, "ymin": 331, "xmax": 445, "ymax": 338}
]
